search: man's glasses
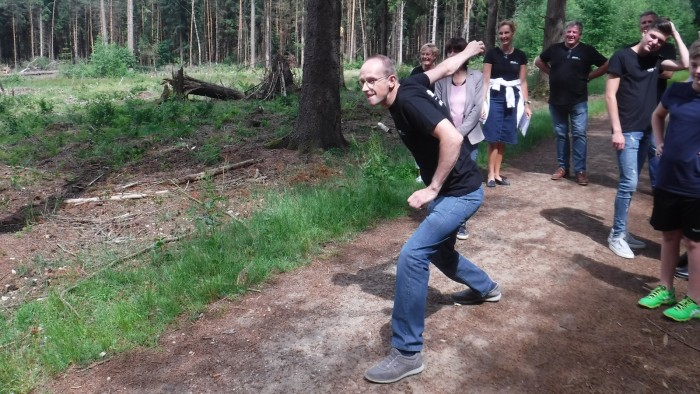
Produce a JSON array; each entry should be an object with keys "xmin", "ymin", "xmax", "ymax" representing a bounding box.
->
[{"xmin": 358, "ymin": 75, "xmax": 389, "ymax": 88}]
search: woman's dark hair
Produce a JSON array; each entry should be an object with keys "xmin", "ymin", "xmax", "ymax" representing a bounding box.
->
[{"xmin": 444, "ymin": 37, "xmax": 469, "ymax": 68}]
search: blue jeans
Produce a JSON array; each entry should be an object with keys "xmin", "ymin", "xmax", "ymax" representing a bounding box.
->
[
  {"xmin": 647, "ymin": 139, "xmax": 658, "ymax": 189},
  {"xmin": 391, "ymin": 187, "xmax": 495, "ymax": 352},
  {"xmin": 612, "ymin": 131, "xmax": 651, "ymax": 237},
  {"xmin": 549, "ymin": 102, "xmax": 588, "ymax": 173}
]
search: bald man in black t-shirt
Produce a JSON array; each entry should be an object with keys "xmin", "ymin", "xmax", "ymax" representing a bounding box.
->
[{"xmin": 357, "ymin": 43, "xmax": 501, "ymax": 384}]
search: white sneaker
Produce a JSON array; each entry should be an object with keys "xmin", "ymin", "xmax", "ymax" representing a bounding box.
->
[
  {"xmin": 607, "ymin": 229, "xmax": 646, "ymax": 251},
  {"xmin": 609, "ymin": 234, "xmax": 634, "ymax": 259},
  {"xmin": 625, "ymin": 232, "xmax": 646, "ymax": 250}
]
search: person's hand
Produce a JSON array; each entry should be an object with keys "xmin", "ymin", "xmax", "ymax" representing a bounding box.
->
[
  {"xmin": 655, "ymin": 143, "xmax": 664, "ymax": 157},
  {"xmin": 407, "ymin": 188, "xmax": 438, "ymax": 209},
  {"xmin": 612, "ymin": 132, "xmax": 625, "ymax": 151},
  {"xmin": 466, "ymin": 40, "xmax": 485, "ymax": 57},
  {"xmin": 525, "ymin": 105, "xmax": 532, "ymax": 118}
]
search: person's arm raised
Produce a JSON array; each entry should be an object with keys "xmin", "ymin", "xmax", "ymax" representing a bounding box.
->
[
  {"xmin": 424, "ymin": 41, "xmax": 485, "ymax": 84},
  {"xmin": 661, "ymin": 22, "xmax": 689, "ymax": 71}
]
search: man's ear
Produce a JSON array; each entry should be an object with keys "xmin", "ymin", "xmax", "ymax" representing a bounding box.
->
[{"xmin": 388, "ymin": 75, "xmax": 397, "ymax": 90}]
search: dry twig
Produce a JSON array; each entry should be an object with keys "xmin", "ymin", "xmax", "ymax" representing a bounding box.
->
[{"xmin": 645, "ymin": 317, "xmax": 700, "ymax": 352}]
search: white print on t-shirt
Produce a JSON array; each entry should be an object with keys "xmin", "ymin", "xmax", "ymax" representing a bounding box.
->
[
  {"xmin": 646, "ymin": 67, "xmax": 656, "ymax": 72},
  {"xmin": 426, "ymin": 90, "xmax": 445, "ymax": 107}
]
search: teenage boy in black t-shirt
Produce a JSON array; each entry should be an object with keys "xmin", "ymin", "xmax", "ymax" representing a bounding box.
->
[
  {"xmin": 535, "ymin": 21, "xmax": 608, "ymax": 186},
  {"xmin": 358, "ymin": 43, "xmax": 500, "ymax": 384},
  {"xmin": 605, "ymin": 19, "xmax": 689, "ymax": 260}
]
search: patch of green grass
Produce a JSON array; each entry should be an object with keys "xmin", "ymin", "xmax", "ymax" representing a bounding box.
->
[{"xmin": 0, "ymin": 132, "xmax": 415, "ymax": 393}]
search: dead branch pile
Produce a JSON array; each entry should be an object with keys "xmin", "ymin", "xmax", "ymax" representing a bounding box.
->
[{"xmin": 246, "ymin": 53, "xmax": 298, "ymax": 100}]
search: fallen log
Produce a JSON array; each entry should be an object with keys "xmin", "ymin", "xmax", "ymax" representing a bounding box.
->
[{"xmin": 162, "ymin": 68, "xmax": 245, "ymax": 100}]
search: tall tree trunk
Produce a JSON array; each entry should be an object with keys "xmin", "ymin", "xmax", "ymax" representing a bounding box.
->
[
  {"xmin": 238, "ymin": 0, "xmax": 243, "ymax": 63},
  {"xmin": 462, "ymin": 0, "xmax": 472, "ymax": 39},
  {"xmin": 29, "ymin": 6, "xmax": 35, "ymax": 60},
  {"xmin": 100, "ymin": 0, "xmax": 109, "ymax": 44},
  {"xmin": 12, "ymin": 13, "xmax": 18, "ymax": 68},
  {"xmin": 359, "ymin": 0, "xmax": 367, "ymax": 60},
  {"xmin": 110, "ymin": 0, "xmax": 114, "ymax": 43},
  {"xmin": 349, "ymin": 0, "xmax": 356, "ymax": 61},
  {"xmin": 190, "ymin": 0, "xmax": 195, "ymax": 66},
  {"xmin": 534, "ymin": 0, "xmax": 566, "ymax": 99},
  {"xmin": 250, "ymin": 0, "xmax": 256, "ymax": 67},
  {"xmin": 397, "ymin": 1, "xmax": 404, "ymax": 65},
  {"xmin": 127, "ymin": 0, "xmax": 134, "ymax": 52},
  {"xmin": 39, "ymin": 10, "xmax": 44, "ymax": 58},
  {"xmin": 264, "ymin": 0, "xmax": 271, "ymax": 68},
  {"xmin": 73, "ymin": 12, "xmax": 79, "ymax": 61},
  {"xmin": 431, "ymin": 0, "xmax": 437, "ymax": 43},
  {"xmin": 485, "ymin": 0, "xmax": 497, "ymax": 50},
  {"xmin": 50, "ymin": 0, "xmax": 56, "ymax": 60},
  {"xmin": 288, "ymin": 0, "xmax": 345, "ymax": 152},
  {"xmin": 300, "ymin": 0, "xmax": 304, "ymax": 68}
]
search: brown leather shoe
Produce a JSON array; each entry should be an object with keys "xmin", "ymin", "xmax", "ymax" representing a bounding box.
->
[
  {"xmin": 551, "ymin": 167, "xmax": 569, "ymax": 180},
  {"xmin": 576, "ymin": 171, "xmax": 589, "ymax": 186}
]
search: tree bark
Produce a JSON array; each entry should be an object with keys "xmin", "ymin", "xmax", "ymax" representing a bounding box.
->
[
  {"xmin": 127, "ymin": 0, "xmax": 134, "ymax": 52},
  {"xmin": 485, "ymin": 0, "xmax": 498, "ymax": 51},
  {"xmin": 397, "ymin": 1, "xmax": 404, "ymax": 65},
  {"xmin": 431, "ymin": 0, "xmax": 437, "ymax": 43},
  {"xmin": 250, "ymin": 0, "xmax": 256, "ymax": 67},
  {"xmin": 287, "ymin": 0, "xmax": 346, "ymax": 152},
  {"xmin": 534, "ymin": 0, "xmax": 566, "ymax": 99},
  {"xmin": 462, "ymin": 0, "xmax": 473, "ymax": 39}
]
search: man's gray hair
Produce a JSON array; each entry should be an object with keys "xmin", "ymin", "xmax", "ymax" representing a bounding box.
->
[{"xmin": 565, "ymin": 21, "xmax": 583, "ymax": 34}]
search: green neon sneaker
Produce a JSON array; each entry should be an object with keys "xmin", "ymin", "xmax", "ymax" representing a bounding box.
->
[
  {"xmin": 663, "ymin": 296, "xmax": 700, "ymax": 322},
  {"xmin": 638, "ymin": 285, "xmax": 676, "ymax": 309}
]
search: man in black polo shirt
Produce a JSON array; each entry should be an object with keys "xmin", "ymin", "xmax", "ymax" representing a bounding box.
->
[
  {"xmin": 358, "ymin": 42, "xmax": 500, "ymax": 384},
  {"xmin": 535, "ymin": 21, "xmax": 608, "ymax": 186}
]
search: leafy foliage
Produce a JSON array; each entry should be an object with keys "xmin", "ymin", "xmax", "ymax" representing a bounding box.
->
[{"xmin": 89, "ymin": 42, "xmax": 137, "ymax": 78}]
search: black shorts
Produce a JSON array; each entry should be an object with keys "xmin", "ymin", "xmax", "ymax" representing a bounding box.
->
[{"xmin": 650, "ymin": 188, "xmax": 700, "ymax": 241}]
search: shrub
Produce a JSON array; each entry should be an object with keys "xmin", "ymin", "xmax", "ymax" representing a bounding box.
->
[{"xmin": 90, "ymin": 43, "xmax": 137, "ymax": 78}]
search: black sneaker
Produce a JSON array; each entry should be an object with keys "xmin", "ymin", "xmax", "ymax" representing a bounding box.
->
[
  {"xmin": 676, "ymin": 253, "xmax": 688, "ymax": 280},
  {"xmin": 452, "ymin": 282, "xmax": 501, "ymax": 305},
  {"xmin": 364, "ymin": 348, "xmax": 424, "ymax": 384}
]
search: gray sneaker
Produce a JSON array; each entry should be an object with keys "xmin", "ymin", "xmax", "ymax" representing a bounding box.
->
[
  {"xmin": 452, "ymin": 282, "xmax": 501, "ymax": 305},
  {"xmin": 456, "ymin": 224, "xmax": 469, "ymax": 240},
  {"xmin": 625, "ymin": 232, "xmax": 646, "ymax": 250},
  {"xmin": 365, "ymin": 348, "xmax": 424, "ymax": 384}
]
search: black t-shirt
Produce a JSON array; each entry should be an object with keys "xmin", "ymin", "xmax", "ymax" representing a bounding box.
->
[
  {"xmin": 539, "ymin": 42, "xmax": 607, "ymax": 106},
  {"xmin": 656, "ymin": 42, "xmax": 677, "ymax": 100},
  {"xmin": 607, "ymin": 47, "xmax": 662, "ymax": 131},
  {"xmin": 625, "ymin": 41, "xmax": 676, "ymax": 100},
  {"xmin": 410, "ymin": 65, "xmax": 435, "ymax": 92},
  {"xmin": 484, "ymin": 47, "xmax": 528, "ymax": 81},
  {"xmin": 390, "ymin": 73, "xmax": 482, "ymax": 196}
]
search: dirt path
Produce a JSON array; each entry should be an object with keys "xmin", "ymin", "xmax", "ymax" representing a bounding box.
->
[{"xmin": 46, "ymin": 116, "xmax": 700, "ymax": 393}]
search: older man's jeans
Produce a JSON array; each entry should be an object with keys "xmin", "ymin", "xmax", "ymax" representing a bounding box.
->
[
  {"xmin": 612, "ymin": 131, "xmax": 650, "ymax": 237},
  {"xmin": 550, "ymin": 102, "xmax": 589, "ymax": 173},
  {"xmin": 391, "ymin": 187, "xmax": 495, "ymax": 352}
]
